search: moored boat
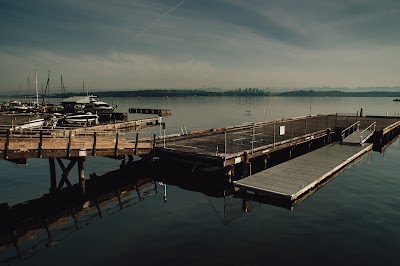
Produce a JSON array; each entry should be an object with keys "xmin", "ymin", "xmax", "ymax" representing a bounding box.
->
[
  {"xmin": 84, "ymin": 101, "xmax": 115, "ymax": 114},
  {"xmin": 64, "ymin": 113, "xmax": 99, "ymax": 124},
  {"xmin": 13, "ymin": 118, "xmax": 45, "ymax": 130}
]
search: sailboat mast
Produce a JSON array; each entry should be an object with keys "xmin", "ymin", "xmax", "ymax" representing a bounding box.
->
[
  {"xmin": 61, "ymin": 74, "xmax": 64, "ymax": 100},
  {"xmin": 28, "ymin": 77, "xmax": 30, "ymax": 98},
  {"xmin": 35, "ymin": 69, "xmax": 39, "ymax": 106}
]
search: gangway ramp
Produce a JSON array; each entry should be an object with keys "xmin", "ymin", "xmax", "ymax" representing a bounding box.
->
[
  {"xmin": 341, "ymin": 121, "xmax": 376, "ymax": 145},
  {"xmin": 234, "ymin": 143, "xmax": 373, "ymax": 203}
]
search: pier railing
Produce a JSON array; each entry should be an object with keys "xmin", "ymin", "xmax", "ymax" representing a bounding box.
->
[
  {"xmin": 0, "ymin": 128, "xmax": 157, "ymax": 159},
  {"xmin": 341, "ymin": 121, "xmax": 360, "ymax": 142},
  {"xmin": 161, "ymin": 115, "xmax": 337, "ymax": 158}
]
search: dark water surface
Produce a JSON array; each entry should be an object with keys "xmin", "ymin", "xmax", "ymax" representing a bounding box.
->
[{"xmin": 1, "ymin": 97, "xmax": 400, "ymax": 265}]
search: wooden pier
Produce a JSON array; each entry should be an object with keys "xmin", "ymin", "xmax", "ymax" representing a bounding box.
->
[
  {"xmin": 155, "ymin": 114, "xmax": 400, "ymax": 172},
  {"xmin": 0, "ymin": 113, "xmax": 399, "ymax": 195}
]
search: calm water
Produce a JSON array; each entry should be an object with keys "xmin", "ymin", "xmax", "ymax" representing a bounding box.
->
[{"xmin": 1, "ymin": 97, "xmax": 400, "ymax": 265}]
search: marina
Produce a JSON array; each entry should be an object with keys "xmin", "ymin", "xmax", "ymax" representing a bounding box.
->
[{"xmin": 0, "ymin": 111, "xmax": 399, "ymax": 199}]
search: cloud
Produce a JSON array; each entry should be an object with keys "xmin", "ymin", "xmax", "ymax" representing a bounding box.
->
[{"xmin": 1, "ymin": 0, "xmax": 400, "ymax": 90}]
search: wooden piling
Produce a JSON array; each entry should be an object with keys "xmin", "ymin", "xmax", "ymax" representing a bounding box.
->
[
  {"xmin": 114, "ymin": 132, "xmax": 119, "ymax": 157},
  {"xmin": 67, "ymin": 131, "xmax": 72, "ymax": 157},
  {"xmin": 38, "ymin": 130, "xmax": 43, "ymax": 158},
  {"xmin": 134, "ymin": 133, "xmax": 139, "ymax": 155},
  {"xmin": 78, "ymin": 157, "xmax": 85, "ymax": 193},
  {"xmin": 49, "ymin": 158, "xmax": 57, "ymax": 191},
  {"xmin": 242, "ymin": 151, "xmax": 249, "ymax": 178},
  {"xmin": 92, "ymin": 132, "xmax": 97, "ymax": 156},
  {"xmin": 4, "ymin": 129, "xmax": 10, "ymax": 159}
]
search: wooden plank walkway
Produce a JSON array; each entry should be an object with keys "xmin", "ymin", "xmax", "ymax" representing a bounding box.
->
[{"xmin": 234, "ymin": 143, "xmax": 373, "ymax": 201}]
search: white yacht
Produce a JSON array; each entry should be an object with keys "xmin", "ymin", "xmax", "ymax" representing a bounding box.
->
[{"xmin": 84, "ymin": 101, "xmax": 115, "ymax": 114}]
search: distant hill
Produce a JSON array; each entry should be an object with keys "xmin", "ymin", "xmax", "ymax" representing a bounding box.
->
[{"xmin": 2, "ymin": 88, "xmax": 400, "ymax": 98}]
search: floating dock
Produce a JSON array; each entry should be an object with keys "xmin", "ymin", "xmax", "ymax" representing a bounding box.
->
[
  {"xmin": 129, "ymin": 108, "xmax": 171, "ymax": 116},
  {"xmin": 234, "ymin": 142, "xmax": 373, "ymax": 203}
]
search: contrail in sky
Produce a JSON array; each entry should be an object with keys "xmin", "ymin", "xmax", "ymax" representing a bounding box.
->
[{"xmin": 135, "ymin": 0, "xmax": 185, "ymax": 39}]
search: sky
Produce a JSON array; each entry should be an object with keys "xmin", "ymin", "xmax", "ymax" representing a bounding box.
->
[{"xmin": 0, "ymin": 0, "xmax": 400, "ymax": 92}]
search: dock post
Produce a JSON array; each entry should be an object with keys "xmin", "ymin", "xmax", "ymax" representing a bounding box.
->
[
  {"xmin": 242, "ymin": 199, "xmax": 250, "ymax": 212},
  {"xmin": 134, "ymin": 132, "xmax": 139, "ymax": 155},
  {"xmin": 67, "ymin": 130, "xmax": 72, "ymax": 157},
  {"xmin": 114, "ymin": 132, "xmax": 119, "ymax": 157},
  {"xmin": 273, "ymin": 123, "xmax": 276, "ymax": 149},
  {"xmin": 78, "ymin": 157, "xmax": 85, "ymax": 193},
  {"xmin": 38, "ymin": 130, "xmax": 43, "ymax": 158},
  {"xmin": 163, "ymin": 123, "xmax": 166, "ymax": 148},
  {"xmin": 242, "ymin": 151, "xmax": 249, "ymax": 178},
  {"xmin": 92, "ymin": 132, "xmax": 97, "ymax": 156},
  {"xmin": 4, "ymin": 129, "xmax": 10, "ymax": 159},
  {"xmin": 49, "ymin": 158, "xmax": 57, "ymax": 192}
]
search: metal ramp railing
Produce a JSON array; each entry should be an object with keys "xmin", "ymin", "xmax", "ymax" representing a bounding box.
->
[
  {"xmin": 341, "ymin": 121, "xmax": 360, "ymax": 142},
  {"xmin": 360, "ymin": 122, "xmax": 376, "ymax": 145}
]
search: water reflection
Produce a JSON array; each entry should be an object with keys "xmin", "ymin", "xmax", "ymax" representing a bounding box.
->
[
  {"xmin": 0, "ymin": 165, "xmax": 159, "ymax": 264},
  {"xmin": 0, "ymin": 149, "xmax": 376, "ymax": 264}
]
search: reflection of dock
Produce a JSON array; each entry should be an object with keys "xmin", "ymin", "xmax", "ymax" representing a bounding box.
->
[{"xmin": 0, "ymin": 168, "xmax": 159, "ymax": 264}]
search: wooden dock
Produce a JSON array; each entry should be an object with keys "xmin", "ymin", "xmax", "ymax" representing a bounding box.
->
[
  {"xmin": 0, "ymin": 113, "xmax": 399, "ymax": 194},
  {"xmin": 233, "ymin": 142, "xmax": 373, "ymax": 202},
  {"xmin": 0, "ymin": 130, "xmax": 155, "ymax": 159},
  {"xmin": 155, "ymin": 114, "xmax": 400, "ymax": 171}
]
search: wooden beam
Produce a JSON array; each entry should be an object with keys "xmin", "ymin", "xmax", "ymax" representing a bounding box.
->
[
  {"xmin": 49, "ymin": 158, "xmax": 57, "ymax": 191},
  {"xmin": 57, "ymin": 158, "xmax": 76, "ymax": 189}
]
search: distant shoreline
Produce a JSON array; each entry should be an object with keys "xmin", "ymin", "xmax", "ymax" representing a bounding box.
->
[{"xmin": 2, "ymin": 89, "xmax": 400, "ymax": 98}]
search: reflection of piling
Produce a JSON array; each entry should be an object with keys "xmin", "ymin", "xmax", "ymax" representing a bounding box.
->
[{"xmin": 78, "ymin": 157, "xmax": 85, "ymax": 193}]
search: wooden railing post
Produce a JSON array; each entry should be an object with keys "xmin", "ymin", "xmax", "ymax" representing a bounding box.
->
[
  {"xmin": 38, "ymin": 130, "xmax": 43, "ymax": 158},
  {"xmin": 134, "ymin": 132, "xmax": 139, "ymax": 155},
  {"xmin": 92, "ymin": 132, "xmax": 97, "ymax": 156},
  {"xmin": 114, "ymin": 132, "xmax": 119, "ymax": 157},
  {"xmin": 67, "ymin": 130, "xmax": 72, "ymax": 157},
  {"xmin": 4, "ymin": 129, "xmax": 10, "ymax": 159}
]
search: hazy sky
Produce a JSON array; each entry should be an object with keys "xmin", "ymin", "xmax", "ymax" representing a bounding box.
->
[{"xmin": 1, "ymin": 0, "xmax": 400, "ymax": 92}]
